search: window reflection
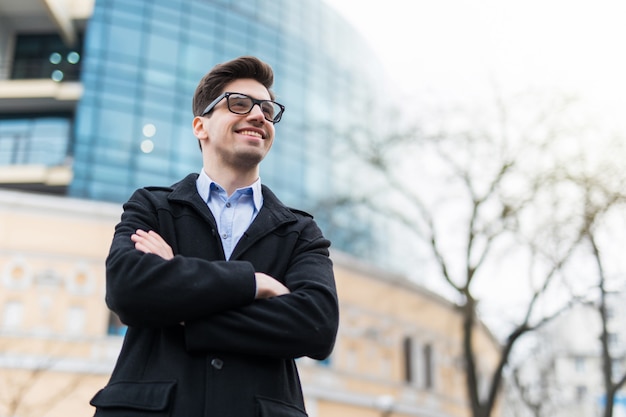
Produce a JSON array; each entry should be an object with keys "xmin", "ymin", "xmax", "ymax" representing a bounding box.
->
[
  {"xmin": 0, "ymin": 116, "xmax": 72, "ymax": 166},
  {"xmin": 11, "ymin": 34, "xmax": 82, "ymax": 81}
]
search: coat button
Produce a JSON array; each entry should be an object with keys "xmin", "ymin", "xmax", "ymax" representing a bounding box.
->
[{"xmin": 211, "ymin": 358, "xmax": 223, "ymax": 370}]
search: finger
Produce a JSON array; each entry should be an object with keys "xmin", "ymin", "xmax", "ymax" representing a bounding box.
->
[
  {"xmin": 146, "ymin": 231, "xmax": 170, "ymax": 248},
  {"xmin": 132, "ymin": 230, "xmax": 173, "ymax": 259},
  {"xmin": 145, "ymin": 231, "xmax": 173, "ymax": 258},
  {"xmin": 133, "ymin": 231, "xmax": 163, "ymax": 249},
  {"xmin": 147, "ymin": 230, "xmax": 165, "ymax": 241},
  {"xmin": 145, "ymin": 235, "xmax": 172, "ymax": 256},
  {"xmin": 133, "ymin": 234, "xmax": 164, "ymax": 255},
  {"xmin": 134, "ymin": 241, "xmax": 151, "ymax": 254}
]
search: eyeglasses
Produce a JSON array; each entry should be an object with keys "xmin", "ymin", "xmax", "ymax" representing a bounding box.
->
[{"xmin": 201, "ymin": 92, "xmax": 285, "ymax": 124}]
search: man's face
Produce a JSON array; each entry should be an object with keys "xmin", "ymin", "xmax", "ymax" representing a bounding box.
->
[{"xmin": 194, "ymin": 78, "xmax": 275, "ymax": 171}]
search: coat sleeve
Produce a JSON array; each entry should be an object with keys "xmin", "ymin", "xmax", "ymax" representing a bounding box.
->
[
  {"xmin": 183, "ymin": 223, "xmax": 339, "ymax": 360},
  {"xmin": 105, "ymin": 189, "xmax": 257, "ymax": 328}
]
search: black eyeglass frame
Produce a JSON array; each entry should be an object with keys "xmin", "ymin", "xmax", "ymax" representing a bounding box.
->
[{"xmin": 200, "ymin": 92, "xmax": 285, "ymax": 124}]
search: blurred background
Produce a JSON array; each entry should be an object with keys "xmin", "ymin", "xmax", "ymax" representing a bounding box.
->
[{"xmin": 1, "ymin": 1, "xmax": 625, "ymax": 416}]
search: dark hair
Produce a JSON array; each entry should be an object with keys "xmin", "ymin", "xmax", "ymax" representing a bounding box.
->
[{"xmin": 192, "ymin": 56, "xmax": 275, "ymax": 117}]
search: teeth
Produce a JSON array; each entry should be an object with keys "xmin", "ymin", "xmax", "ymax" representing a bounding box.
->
[{"xmin": 239, "ymin": 130, "xmax": 262, "ymax": 138}]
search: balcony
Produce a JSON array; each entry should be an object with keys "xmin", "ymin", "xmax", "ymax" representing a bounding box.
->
[
  {"xmin": 0, "ymin": 115, "xmax": 74, "ymax": 194},
  {"xmin": 0, "ymin": 79, "xmax": 82, "ymax": 113}
]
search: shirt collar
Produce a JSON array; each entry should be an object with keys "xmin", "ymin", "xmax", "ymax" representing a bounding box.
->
[{"xmin": 196, "ymin": 169, "xmax": 263, "ymax": 211}]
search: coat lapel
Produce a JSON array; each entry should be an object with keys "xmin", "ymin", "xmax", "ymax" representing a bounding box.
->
[
  {"xmin": 230, "ymin": 185, "xmax": 296, "ymax": 260},
  {"xmin": 167, "ymin": 173, "xmax": 218, "ymax": 227},
  {"xmin": 165, "ymin": 175, "xmax": 297, "ymax": 260}
]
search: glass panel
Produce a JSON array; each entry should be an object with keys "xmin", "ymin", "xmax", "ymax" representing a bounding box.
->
[
  {"xmin": 151, "ymin": 3, "xmax": 181, "ymax": 30},
  {"xmin": 107, "ymin": 26, "xmax": 143, "ymax": 59},
  {"xmin": 0, "ymin": 116, "xmax": 72, "ymax": 165},
  {"xmin": 147, "ymin": 32, "xmax": 179, "ymax": 67},
  {"xmin": 97, "ymin": 108, "xmax": 135, "ymax": 146}
]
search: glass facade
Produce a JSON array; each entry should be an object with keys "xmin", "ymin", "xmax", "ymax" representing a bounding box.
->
[
  {"xmin": 0, "ymin": 115, "xmax": 73, "ymax": 166},
  {"xmin": 70, "ymin": 0, "xmax": 384, "ymax": 209}
]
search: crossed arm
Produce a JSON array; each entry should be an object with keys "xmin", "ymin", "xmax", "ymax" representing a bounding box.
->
[
  {"xmin": 118, "ymin": 223, "xmax": 338, "ymax": 359},
  {"xmin": 130, "ymin": 229, "xmax": 290, "ymax": 299}
]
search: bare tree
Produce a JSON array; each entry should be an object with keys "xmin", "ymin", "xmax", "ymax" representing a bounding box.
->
[
  {"xmin": 318, "ymin": 90, "xmax": 608, "ymax": 417},
  {"xmin": 504, "ymin": 328, "xmax": 573, "ymax": 417},
  {"xmin": 495, "ymin": 132, "xmax": 626, "ymax": 417},
  {"xmin": 585, "ymin": 222, "xmax": 626, "ymax": 417},
  {"xmin": 565, "ymin": 144, "xmax": 626, "ymax": 417},
  {"xmin": 0, "ymin": 336, "xmax": 83, "ymax": 417}
]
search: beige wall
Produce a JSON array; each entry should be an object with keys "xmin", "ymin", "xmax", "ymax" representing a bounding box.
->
[
  {"xmin": 0, "ymin": 191, "xmax": 119, "ymax": 417},
  {"xmin": 0, "ymin": 190, "xmax": 500, "ymax": 417}
]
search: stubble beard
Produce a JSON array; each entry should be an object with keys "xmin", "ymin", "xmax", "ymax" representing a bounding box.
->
[{"xmin": 225, "ymin": 146, "xmax": 267, "ymax": 171}]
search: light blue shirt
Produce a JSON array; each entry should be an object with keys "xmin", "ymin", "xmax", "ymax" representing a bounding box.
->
[{"xmin": 196, "ymin": 170, "xmax": 263, "ymax": 260}]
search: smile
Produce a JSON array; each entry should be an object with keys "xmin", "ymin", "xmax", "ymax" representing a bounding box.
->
[{"xmin": 238, "ymin": 130, "xmax": 264, "ymax": 139}]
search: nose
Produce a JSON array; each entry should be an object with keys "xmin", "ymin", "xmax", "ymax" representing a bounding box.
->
[{"xmin": 247, "ymin": 104, "xmax": 266, "ymax": 123}]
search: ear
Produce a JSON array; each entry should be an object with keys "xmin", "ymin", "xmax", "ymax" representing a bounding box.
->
[{"xmin": 192, "ymin": 116, "xmax": 208, "ymax": 140}]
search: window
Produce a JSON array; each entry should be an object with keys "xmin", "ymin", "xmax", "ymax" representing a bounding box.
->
[
  {"xmin": 403, "ymin": 337, "xmax": 436, "ymax": 389},
  {"xmin": 612, "ymin": 359, "xmax": 623, "ymax": 377},
  {"xmin": 11, "ymin": 34, "xmax": 83, "ymax": 81},
  {"xmin": 2, "ymin": 259, "xmax": 31, "ymax": 289},
  {"xmin": 606, "ymin": 306, "xmax": 615, "ymax": 320},
  {"xmin": 423, "ymin": 343, "xmax": 434, "ymax": 389},
  {"xmin": 574, "ymin": 356, "xmax": 585, "ymax": 372},
  {"xmin": 576, "ymin": 385, "xmax": 587, "ymax": 402},
  {"xmin": 344, "ymin": 343, "xmax": 357, "ymax": 371},
  {"xmin": 403, "ymin": 336, "xmax": 413, "ymax": 384},
  {"xmin": 66, "ymin": 306, "xmax": 86, "ymax": 335},
  {"xmin": 379, "ymin": 353, "xmax": 392, "ymax": 378},
  {"xmin": 2, "ymin": 300, "xmax": 23, "ymax": 329},
  {"xmin": 0, "ymin": 115, "xmax": 72, "ymax": 166}
]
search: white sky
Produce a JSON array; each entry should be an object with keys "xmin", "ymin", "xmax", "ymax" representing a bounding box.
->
[
  {"xmin": 323, "ymin": 0, "xmax": 626, "ymax": 316},
  {"xmin": 325, "ymin": 0, "xmax": 626, "ymax": 132}
]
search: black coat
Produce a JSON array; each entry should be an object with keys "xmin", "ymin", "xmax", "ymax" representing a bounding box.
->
[{"xmin": 90, "ymin": 174, "xmax": 339, "ymax": 417}]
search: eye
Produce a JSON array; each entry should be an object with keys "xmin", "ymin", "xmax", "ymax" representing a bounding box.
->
[
  {"xmin": 261, "ymin": 102, "xmax": 275, "ymax": 118},
  {"xmin": 229, "ymin": 95, "xmax": 252, "ymax": 112}
]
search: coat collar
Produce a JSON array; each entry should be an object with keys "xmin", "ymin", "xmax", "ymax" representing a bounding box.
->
[{"xmin": 166, "ymin": 174, "xmax": 298, "ymax": 259}]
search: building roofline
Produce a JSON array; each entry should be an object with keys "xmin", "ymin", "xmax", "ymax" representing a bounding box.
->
[
  {"xmin": 330, "ymin": 249, "xmax": 502, "ymax": 348},
  {"xmin": 330, "ymin": 249, "xmax": 459, "ymax": 309},
  {"xmin": 0, "ymin": 188, "xmax": 121, "ymax": 221},
  {"xmin": 0, "ymin": 0, "xmax": 94, "ymax": 45}
]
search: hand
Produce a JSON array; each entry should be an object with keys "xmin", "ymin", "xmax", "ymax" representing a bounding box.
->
[
  {"xmin": 254, "ymin": 272, "xmax": 290, "ymax": 299},
  {"xmin": 131, "ymin": 229, "xmax": 174, "ymax": 260}
]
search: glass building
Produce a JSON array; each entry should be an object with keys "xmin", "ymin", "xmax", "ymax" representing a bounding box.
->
[
  {"xmin": 71, "ymin": 0, "xmax": 383, "ymax": 204},
  {"xmin": 0, "ymin": 0, "xmax": 385, "ymax": 261}
]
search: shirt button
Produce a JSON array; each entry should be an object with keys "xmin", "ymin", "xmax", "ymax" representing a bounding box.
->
[
  {"xmin": 211, "ymin": 358, "xmax": 223, "ymax": 370},
  {"xmin": 225, "ymin": 202, "xmax": 231, "ymax": 208},
  {"xmin": 222, "ymin": 233, "xmax": 228, "ymax": 239}
]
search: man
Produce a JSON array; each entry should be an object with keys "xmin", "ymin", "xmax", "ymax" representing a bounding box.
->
[{"xmin": 90, "ymin": 56, "xmax": 339, "ymax": 417}]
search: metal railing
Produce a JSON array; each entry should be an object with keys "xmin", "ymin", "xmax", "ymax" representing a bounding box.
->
[
  {"xmin": 9, "ymin": 58, "xmax": 82, "ymax": 82},
  {"xmin": 0, "ymin": 131, "xmax": 72, "ymax": 167}
]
